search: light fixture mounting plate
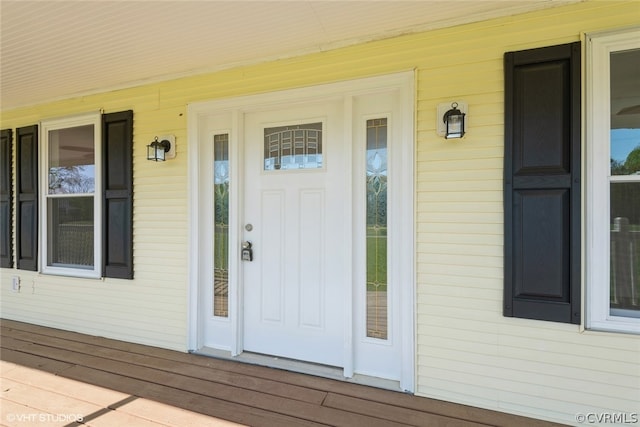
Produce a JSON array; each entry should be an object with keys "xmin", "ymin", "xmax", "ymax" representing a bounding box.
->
[{"xmin": 157, "ymin": 134, "xmax": 176, "ymax": 159}]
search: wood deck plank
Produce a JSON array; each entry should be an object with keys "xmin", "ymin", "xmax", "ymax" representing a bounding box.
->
[
  {"xmin": 79, "ymin": 407, "xmax": 171, "ymax": 427},
  {"xmin": 2, "ymin": 338, "xmax": 405, "ymax": 427},
  {"xmin": 61, "ymin": 365, "xmax": 325, "ymax": 427},
  {"xmin": 0, "ymin": 320, "xmax": 567, "ymax": 427},
  {"xmin": 116, "ymin": 397, "xmax": 245, "ymax": 427},
  {"xmin": 1, "ymin": 322, "xmax": 409, "ymax": 411},
  {"xmin": 0, "ymin": 347, "xmax": 73, "ymax": 376},
  {"xmin": 0, "ymin": 360, "xmax": 20, "ymax": 374},
  {"xmin": 1, "ymin": 321, "xmax": 370, "ymax": 393},
  {"xmin": 0, "ymin": 398, "xmax": 65, "ymax": 427},
  {"xmin": 2, "ymin": 322, "xmax": 396, "ymax": 403},
  {"xmin": 322, "ymin": 392, "xmax": 487, "ymax": 427},
  {"xmin": 1, "ymin": 362, "xmax": 129, "ymax": 407},
  {"xmin": 1, "ymin": 344, "xmax": 319, "ymax": 427},
  {"xmin": 1, "ymin": 326, "xmax": 327, "ymax": 405},
  {"xmin": 1, "ymin": 377, "xmax": 103, "ymax": 421},
  {"xmin": 2, "ymin": 322, "xmax": 557, "ymax": 426},
  {"xmin": 2, "ymin": 331, "xmax": 326, "ymax": 404}
]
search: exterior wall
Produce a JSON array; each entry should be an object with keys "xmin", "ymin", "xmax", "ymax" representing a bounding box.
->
[
  {"xmin": 1, "ymin": 1, "xmax": 639, "ymax": 424},
  {"xmin": 0, "ymin": 88, "xmax": 190, "ymax": 350},
  {"xmin": 412, "ymin": 3, "xmax": 640, "ymax": 424}
]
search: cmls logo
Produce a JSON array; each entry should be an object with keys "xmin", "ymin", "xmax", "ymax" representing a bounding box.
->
[{"xmin": 576, "ymin": 412, "xmax": 639, "ymax": 424}]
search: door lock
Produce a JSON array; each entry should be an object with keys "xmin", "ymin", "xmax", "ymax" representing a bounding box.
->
[{"xmin": 241, "ymin": 241, "xmax": 253, "ymax": 261}]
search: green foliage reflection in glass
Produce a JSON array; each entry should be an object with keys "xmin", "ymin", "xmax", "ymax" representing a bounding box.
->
[
  {"xmin": 214, "ymin": 134, "xmax": 230, "ymax": 317},
  {"xmin": 366, "ymin": 119, "xmax": 388, "ymax": 339},
  {"xmin": 611, "ymin": 144, "xmax": 640, "ymax": 176}
]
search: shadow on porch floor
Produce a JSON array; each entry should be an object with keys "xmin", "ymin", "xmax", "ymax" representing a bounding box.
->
[{"xmin": 0, "ymin": 319, "xmax": 567, "ymax": 427}]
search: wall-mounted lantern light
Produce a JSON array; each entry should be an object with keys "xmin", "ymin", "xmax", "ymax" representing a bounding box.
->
[
  {"xmin": 442, "ymin": 102, "xmax": 465, "ymax": 139},
  {"xmin": 437, "ymin": 101, "xmax": 468, "ymax": 139},
  {"xmin": 443, "ymin": 102, "xmax": 465, "ymax": 139},
  {"xmin": 147, "ymin": 135, "xmax": 176, "ymax": 161}
]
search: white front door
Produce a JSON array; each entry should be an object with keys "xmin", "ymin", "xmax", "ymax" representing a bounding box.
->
[
  {"xmin": 189, "ymin": 72, "xmax": 415, "ymax": 390},
  {"xmin": 242, "ymin": 100, "xmax": 348, "ymax": 366}
]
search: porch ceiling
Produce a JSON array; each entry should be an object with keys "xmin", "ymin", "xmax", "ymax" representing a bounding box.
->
[{"xmin": 1, "ymin": 0, "xmax": 579, "ymax": 110}]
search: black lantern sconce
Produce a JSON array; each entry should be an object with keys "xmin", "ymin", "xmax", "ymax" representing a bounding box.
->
[
  {"xmin": 147, "ymin": 135, "xmax": 176, "ymax": 161},
  {"xmin": 437, "ymin": 101, "xmax": 468, "ymax": 139},
  {"xmin": 443, "ymin": 102, "xmax": 465, "ymax": 139}
]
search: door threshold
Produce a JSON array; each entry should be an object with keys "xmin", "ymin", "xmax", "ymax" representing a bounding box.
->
[{"xmin": 194, "ymin": 347, "xmax": 403, "ymax": 392}]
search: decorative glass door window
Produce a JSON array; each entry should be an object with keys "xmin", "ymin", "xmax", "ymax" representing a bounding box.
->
[
  {"xmin": 213, "ymin": 133, "xmax": 230, "ymax": 317},
  {"xmin": 366, "ymin": 118, "xmax": 388, "ymax": 339},
  {"xmin": 46, "ymin": 124, "xmax": 96, "ymax": 269},
  {"xmin": 264, "ymin": 122, "xmax": 322, "ymax": 170}
]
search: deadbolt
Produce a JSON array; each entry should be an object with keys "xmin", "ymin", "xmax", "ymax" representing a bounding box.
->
[{"xmin": 241, "ymin": 241, "xmax": 253, "ymax": 261}]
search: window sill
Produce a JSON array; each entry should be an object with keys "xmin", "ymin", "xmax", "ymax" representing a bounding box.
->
[
  {"xmin": 40, "ymin": 267, "xmax": 101, "ymax": 280},
  {"xmin": 585, "ymin": 319, "xmax": 640, "ymax": 335}
]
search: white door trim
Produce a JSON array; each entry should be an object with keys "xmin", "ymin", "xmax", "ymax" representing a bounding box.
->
[
  {"xmin": 187, "ymin": 71, "xmax": 415, "ymax": 391},
  {"xmin": 342, "ymin": 94, "xmax": 355, "ymax": 378}
]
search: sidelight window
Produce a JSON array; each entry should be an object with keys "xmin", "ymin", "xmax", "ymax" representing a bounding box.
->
[
  {"xmin": 213, "ymin": 133, "xmax": 230, "ymax": 317},
  {"xmin": 366, "ymin": 118, "xmax": 388, "ymax": 339}
]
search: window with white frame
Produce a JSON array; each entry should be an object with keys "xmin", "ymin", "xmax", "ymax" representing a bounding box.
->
[
  {"xmin": 587, "ymin": 28, "xmax": 640, "ymax": 334},
  {"xmin": 41, "ymin": 113, "xmax": 101, "ymax": 277}
]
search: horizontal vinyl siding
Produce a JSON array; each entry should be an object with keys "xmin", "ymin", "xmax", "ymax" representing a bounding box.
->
[
  {"xmin": 0, "ymin": 92, "xmax": 190, "ymax": 350},
  {"xmin": 1, "ymin": 0, "xmax": 639, "ymax": 424},
  {"xmin": 414, "ymin": 1, "xmax": 640, "ymax": 425}
]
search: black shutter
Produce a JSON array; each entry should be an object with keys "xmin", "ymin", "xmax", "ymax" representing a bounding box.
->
[
  {"xmin": 504, "ymin": 42, "xmax": 581, "ymax": 324},
  {"xmin": 16, "ymin": 125, "xmax": 38, "ymax": 271},
  {"xmin": 1, "ymin": 129, "xmax": 13, "ymax": 268},
  {"xmin": 102, "ymin": 111, "xmax": 134, "ymax": 279}
]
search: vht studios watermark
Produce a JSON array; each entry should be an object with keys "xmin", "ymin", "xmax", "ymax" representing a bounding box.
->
[
  {"xmin": 5, "ymin": 413, "xmax": 84, "ymax": 423},
  {"xmin": 576, "ymin": 412, "xmax": 639, "ymax": 424}
]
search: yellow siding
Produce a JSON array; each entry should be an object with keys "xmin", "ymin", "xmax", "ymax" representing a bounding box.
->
[
  {"xmin": 1, "ymin": 1, "xmax": 639, "ymax": 423},
  {"xmin": 413, "ymin": 2, "xmax": 640, "ymax": 424},
  {"xmin": 0, "ymin": 87, "xmax": 191, "ymax": 350}
]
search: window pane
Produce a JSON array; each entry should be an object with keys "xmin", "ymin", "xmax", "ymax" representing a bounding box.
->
[
  {"xmin": 366, "ymin": 118, "xmax": 388, "ymax": 339},
  {"xmin": 609, "ymin": 48, "xmax": 640, "ymax": 317},
  {"xmin": 610, "ymin": 183, "xmax": 640, "ymax": 315},
  {"xmin": 48, "ymin": 125, "xmax": 95, "ymax": 194},
  {"xmin": 47, "ymin": 197, "xmax": 94, "ymax": 268},
  {"xmin": 214, "ymin": 134, "xmax": 230, "ymax": 317},
  {"xmin": 264, "ymin": 122, "xmax": 322, "ymax": 170},
  {"xmin": 610, "ymin": 49, "xmax": 640, "ymax": 176}
]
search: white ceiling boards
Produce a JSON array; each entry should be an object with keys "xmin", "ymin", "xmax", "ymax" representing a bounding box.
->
[{"xmin": 0, "ymin": 0, "xmax": 578, "ymax": 110}]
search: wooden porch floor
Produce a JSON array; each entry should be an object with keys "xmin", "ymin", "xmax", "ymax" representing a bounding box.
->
[{"xmin": 0, "ymin": 319, "xmax": 566, "ymax": 427}]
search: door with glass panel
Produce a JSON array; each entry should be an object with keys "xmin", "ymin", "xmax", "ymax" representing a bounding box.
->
[
  {"xmin": 194, "ymin": 74, "xmax": 414, "ymax": 387},
  {"xmin": 242, "ymin": 102, "xmax": 350, "ymax": 366},
  {"xmin": 242, "ymin": 101, "xmax": 348, "ymax": 366}
]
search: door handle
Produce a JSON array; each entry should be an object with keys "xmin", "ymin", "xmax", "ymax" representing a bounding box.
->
[{"xmin": 241, "ymin": 241, "xmax": 253, "ymax": 261}]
